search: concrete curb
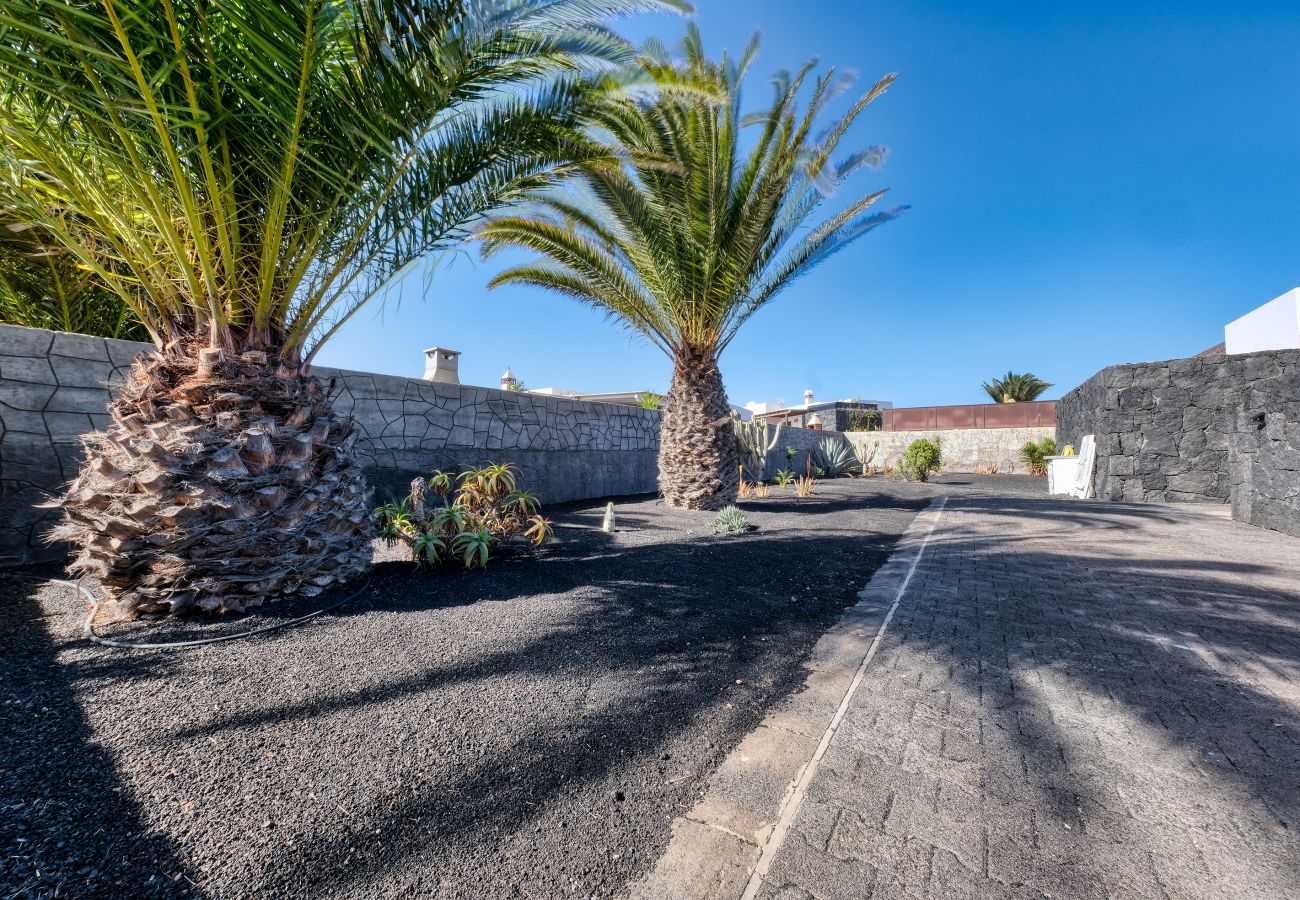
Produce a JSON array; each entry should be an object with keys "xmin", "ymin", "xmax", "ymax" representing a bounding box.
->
[{"xmin": 626, "ymin": 498, "xmax": 950, "ymax": 900}]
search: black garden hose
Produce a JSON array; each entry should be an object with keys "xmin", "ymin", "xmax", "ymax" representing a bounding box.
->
[{"xmin": 2, "ymin": 572, "xmax": 370, "ymax": 650}]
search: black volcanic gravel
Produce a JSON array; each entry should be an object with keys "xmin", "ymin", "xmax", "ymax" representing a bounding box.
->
[{"xmin": 1, "ymin": 476, "xmax": 1043, "ymax": 899}]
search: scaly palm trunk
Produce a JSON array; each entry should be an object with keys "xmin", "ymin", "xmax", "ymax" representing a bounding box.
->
[
  {"xmin": 659, "ymin": 355, "xmax": 740, "ymax": 509},
  {"xmin": 54, "ymin": 342, "xmax": 372, "ymax": 616}
]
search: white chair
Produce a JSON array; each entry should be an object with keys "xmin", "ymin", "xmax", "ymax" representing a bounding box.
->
[
  {"xmin": 1071, "ymin": 434, "xmax": 1096, "ymax": 499},
  {"xmin": 1046, "ymin": 434, "xmax": 1096, "ymax": 499}
]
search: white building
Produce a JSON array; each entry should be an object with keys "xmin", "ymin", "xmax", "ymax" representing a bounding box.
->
[{"xmin": 1225, "ymin": 288, "xmax": 1300, "ymax": 355}]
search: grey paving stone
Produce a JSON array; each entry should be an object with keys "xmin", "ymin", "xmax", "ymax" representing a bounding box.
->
[
  {"xmin": 627, "ymin": 818, "xmax": 760, "ymax": 900},
  {"xmin": 687, "ymin": 725, "xmax": 818, "ymax": 845},
  {"xmin": 758, "ymin": 498, "xmax": 1300, "ymax": 900}
]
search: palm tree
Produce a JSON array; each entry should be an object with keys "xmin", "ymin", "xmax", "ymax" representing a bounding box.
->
[
  {"xmin": 0, "ymin": 0, "xmax": 685, "ymax": 616},
  {"xmin": 0, "ymin": 218, "xmax": 147, "ymax": 340},
  {"xmin": 982, "ymin": 371, "xmax": 1053, "ymax": 403},
  {"xmin": 479, "ymin": 28, "xmax": 904, "ymax": 508}
]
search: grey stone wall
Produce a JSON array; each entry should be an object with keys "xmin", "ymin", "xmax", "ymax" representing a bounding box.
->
[
  {"xmin": 1056, "ymin": 348, "xmax": 1300, "ymax": 510},
  {"xmin": 746, "ymin": 424, "xmax": 844, "ymax": 481},
  {"xmin": 1228, "ymin": 370, "xmax": 1300, "ymax": 537},
  {"xmin": 0, "ymin": 323, "xmax": 660, "ymax": 565},
  {"xmin": 329, "ymin": 368, "xmax": 660, "ymax": 507},
  {"xmin": 845, "ymin": 426, "xmax": 1056, "ymax": 474}
]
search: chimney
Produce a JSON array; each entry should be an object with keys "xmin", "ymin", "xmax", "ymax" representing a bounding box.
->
[
  {"xmin": 804, "ymin": 389, "xmax": 814, "ymax": 407},
  {"xmin": 500, "ymin": 367, "xmax": 517, "ymax": 391},
  {"xmin": 423, "ymin": 347, "xmax": 461, "ymax": 384}
]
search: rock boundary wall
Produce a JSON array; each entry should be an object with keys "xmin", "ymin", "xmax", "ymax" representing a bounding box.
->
[
  {"xmin": 1057, "ymin": 347, "xmax": 1300, "ymax": 538},
  {"xmin": 845, "ymin": 426, "xmax": 1056, "ymax": 475}
]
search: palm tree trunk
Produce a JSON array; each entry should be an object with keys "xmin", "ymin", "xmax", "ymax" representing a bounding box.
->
[
  {"xmin": 659, "ymin": 355, "xmax": 740, "ymax": 509},
  {"xmin": 54, "ymin": 342, "xmax": 372, "ymax": 616}
]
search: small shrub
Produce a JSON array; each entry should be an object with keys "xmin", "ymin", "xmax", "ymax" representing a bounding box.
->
[
  {"xmin": 794, "ymin": 475, "xmax": 818, "ymax": 498},
  {"xmin": 897, "ymin": 438, "xmax": 943, "ymax": 482},
  {"xmin": 811, "ymin": 437, "xmax": 856, "ymax": 477},
  {"xmin": 738, "ymin": 480, "xmax": 754, "ymax": 499},
  {"xmin": 773, "ymin": 468, "xmax": 796, "ymax": 488},
  {"xmin": 973, "ymin": 461, "xmax": 1000, "ymax": 475},
  {"xmin": 1020, "ymin": 437, "xmax": 1058, "ymax": 476},
  {"xmin": 784, "ymin": 445, "xmax": 797, "ymax": 462},
  {"xmin": 373, "ymin": 462, "xmax": 554, "ymax": 569},
  {"xmin": 712, "ymin": 506, "xmax": 750, "ymax": 534},
  {"xmin": 752, "ymin": 482, "xmax": 772, "ymax": 499}
]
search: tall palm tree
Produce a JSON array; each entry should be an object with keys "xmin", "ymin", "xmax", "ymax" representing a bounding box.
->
[
  {"xmin": 478, "ymin": 28, "xmax": 904, "ymax": 508},
  {"xmin": 982, "ymin": 371, "xmax": 1053, "ymax": 403},
  {"xmin": 0, "ymin": 0, "xmax": 685, "ymax": 616}
]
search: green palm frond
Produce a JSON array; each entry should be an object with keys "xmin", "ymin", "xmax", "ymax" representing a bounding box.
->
[
  {"xmin": 0, "ymin": 0, "xmax": 690, "ymax": 361},
  {"xmin": 982, "ymin": 371, "xmax": 1053, "ymax": 403},
  {"xmin": 478, "ymin": 26, "xmax": 904, "ymax": 364},
  {"xmin": 0, "ymin": 217, "xmax": 147, "ymax": 340}
]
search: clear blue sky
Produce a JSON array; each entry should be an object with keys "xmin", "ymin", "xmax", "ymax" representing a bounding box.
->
[{"xmin": 317, "ymin": 1, "xmax": 1300, "ymax": 407}]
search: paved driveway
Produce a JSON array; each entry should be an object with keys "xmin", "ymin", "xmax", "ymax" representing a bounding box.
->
[{"xmin": 756, "ymin": 498, "xmax": 1300, "ymax": 899}]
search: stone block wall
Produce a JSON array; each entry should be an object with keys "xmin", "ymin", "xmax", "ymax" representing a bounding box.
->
[
  {"xmin": 844, "ymin": 426, "xmax": 1056, "ymax": 474},
  {"xmin": 751, "ymin": 425, "xmax": 844, "ymax": 481},
  {"xmin": 1228, "ymin": 371, "xmax": 1300, "ymax": 536},
  {"xmin": 0, "ymin": 323, "xmax": 660, "ymax": 565},
  {"xmin": 1056, "ymin": 348, "xmax": 1299, "ymax": 505},
  {"xmin": 0, "ymin": 326, "xmax": 149, "ymax": 565},
  {"xmin": 329, "ymin": 368, "xmax": 660, "ymax": 506}
]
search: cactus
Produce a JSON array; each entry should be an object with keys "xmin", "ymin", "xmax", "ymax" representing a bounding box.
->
[
  {"xmin": 732, "ymin": 415, "xmax": 783, "ymax": 474},
  {"xmin": 851, "ymin": 439, "xmax": 881, "ymax": 474}
]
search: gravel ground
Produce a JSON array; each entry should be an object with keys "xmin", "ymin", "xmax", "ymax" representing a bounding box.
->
[{"xmin": 2, "ymin": 475, "xmax": 1043, "ymax": 899}]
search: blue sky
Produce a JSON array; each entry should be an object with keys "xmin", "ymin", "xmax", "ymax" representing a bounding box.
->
[{"xmin": 317, "ymin": 1, "xmax": 1300, "ymax": 408}]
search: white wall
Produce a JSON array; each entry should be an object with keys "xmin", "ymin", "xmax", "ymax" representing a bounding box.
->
[{"xmin": 1225, "ymin": 288, "xmax": 1300, "ymax": 355}]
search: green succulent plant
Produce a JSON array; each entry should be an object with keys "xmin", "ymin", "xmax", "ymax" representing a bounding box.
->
[
  {"xmin": 811, "ymin": 438, "xmax": 856, "ymax": 477},
  {"xmin": 712, "ymin": 506, "xmax": 751, "ymax": 534}
]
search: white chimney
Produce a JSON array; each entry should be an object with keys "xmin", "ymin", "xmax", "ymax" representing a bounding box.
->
[
  {"xmin": 803, "ymin": 389, "xmax": 814, "ymax": 407},
  {"xmin": 423, "ymin": 347, "xmax": 461, "ymax": 384},
  {"xmin": 500, "ymin": 367, "xmax": 517, "ymax": 391}
]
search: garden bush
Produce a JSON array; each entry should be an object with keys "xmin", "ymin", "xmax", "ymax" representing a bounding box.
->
[{"xmin": 897, "ymin": 438, "xmax": 943, "ymax": 482}]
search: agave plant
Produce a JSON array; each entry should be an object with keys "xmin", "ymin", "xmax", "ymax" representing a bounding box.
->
[
  {"xmin": 711, "ymin": 505, "xmax": 750, "ymax": 534},
  {"xmin": 811, "ymin": 437, "xmax": 856, "ymax": 477},
  {"xmin": 982, "ymin": 371, "xmax": 1053, "ymax": 403},
  {"xmin": 479, "ymin": 27, "xmax": 904, "ymax": 509},
  {"xmin": 0, "ymin": 0, "xmax": 684, "ymax": 615}
]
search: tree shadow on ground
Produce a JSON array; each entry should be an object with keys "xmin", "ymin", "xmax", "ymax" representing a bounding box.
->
[
  {"xmin": 0, "ymin": 576, "xmax": 195, "ymax": 898},
  {"xmin": 857, "ymin": 496, "xmax": 1300, "ymax": 893},
  {"xmin": 5, "ymin": 488, "xmax": 930, "ymax": 898}
]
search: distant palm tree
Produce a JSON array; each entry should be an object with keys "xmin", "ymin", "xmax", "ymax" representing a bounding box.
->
[
  {"xmin": 479, "ymin": 27, "xmax": 904, "ymax": 508},
  {"xmin": 982, "ymin": 371, "xmax": 1053, "ymax": 403},
  {"xmin": 0, "ymin": 0, "xmax": 685, "ymax": 616}
]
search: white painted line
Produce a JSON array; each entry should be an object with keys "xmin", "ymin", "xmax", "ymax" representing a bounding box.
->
[{"xmin": 739, "ymin": 496, "xmax": 949, "ymax": 900}]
